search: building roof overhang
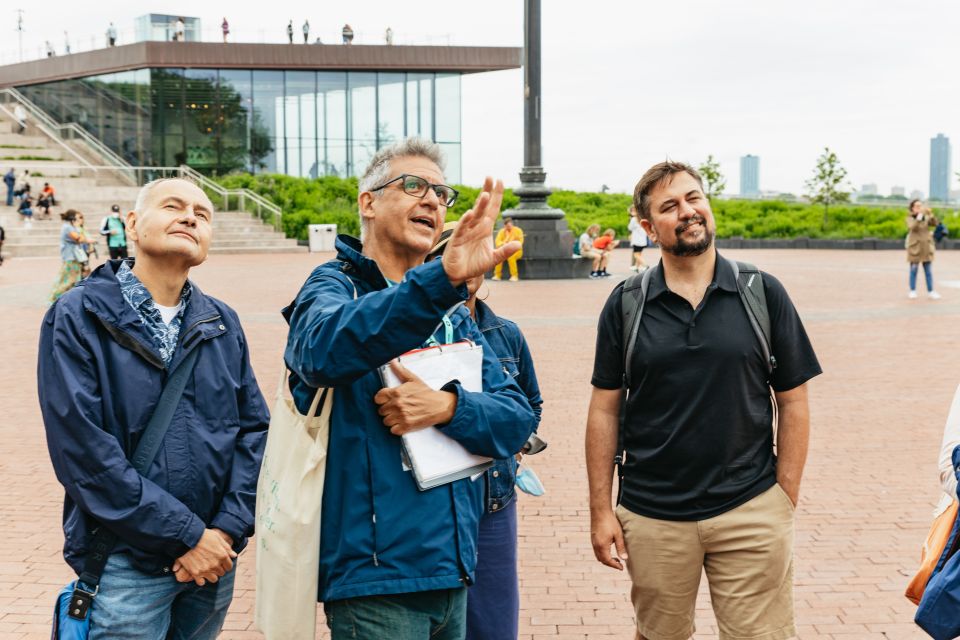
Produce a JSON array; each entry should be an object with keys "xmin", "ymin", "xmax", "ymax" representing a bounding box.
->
[{"xmin": 0, "ymin": 41, "xmax": 523, "ymax": 87}]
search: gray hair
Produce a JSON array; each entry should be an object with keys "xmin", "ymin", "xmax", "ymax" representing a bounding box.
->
[
  {"xmin": 357, "ymin": 138, "xmax": 447, "ymax": 239},
  {"xmin": 133, "ymin": 177, "xmax": 207, "ymax": 214}
]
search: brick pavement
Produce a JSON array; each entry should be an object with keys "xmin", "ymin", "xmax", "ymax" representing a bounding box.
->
[{"xmin": 3, "ymin": 247, "xmax": 960, "ymax": 639}]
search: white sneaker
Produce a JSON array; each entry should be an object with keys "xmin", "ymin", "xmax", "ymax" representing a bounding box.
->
[
  {"xmin": 929, "ymin": 291, "xmax": 942, "ymax": 300},
  {"xmin": 908, "ymin": 291, "xmax": 918, "ymax": 299}
]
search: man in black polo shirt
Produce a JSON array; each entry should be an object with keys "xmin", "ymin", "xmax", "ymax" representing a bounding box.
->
[{"xmin": 585, "ymin": 161, "xmax": 821, "ymax": 640}]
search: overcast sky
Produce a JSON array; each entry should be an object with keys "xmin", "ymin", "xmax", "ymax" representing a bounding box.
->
[{"xmin": 4, "ymin": 0, "xmax": 958, "ymax": 196}]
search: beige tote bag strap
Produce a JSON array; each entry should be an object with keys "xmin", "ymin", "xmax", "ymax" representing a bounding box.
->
[
  {"xmin": 275, "ymin": 274, "xmax": 354, "ymax": 415},
  {"xmin": 275, "ymin": 362, "xmax": 327, "ymax": 417}
]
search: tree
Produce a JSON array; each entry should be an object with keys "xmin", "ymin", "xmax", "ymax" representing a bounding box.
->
[
  {"xmin": 805, "ymin": 147, "xmax": 850, "ymax": 227},
  {"xmin": 698, "ymin": 155, "xmax": 726, "ymax": 199}
]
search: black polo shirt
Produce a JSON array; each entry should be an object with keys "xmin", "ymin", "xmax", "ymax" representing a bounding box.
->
[{"xmin": 591, "ymin": 253, "xmax": 821, "ymax": 521}]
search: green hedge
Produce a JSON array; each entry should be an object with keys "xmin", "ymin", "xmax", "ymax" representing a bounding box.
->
[{"xmin": 213, "ymin": 173, "xmax": 956, "ymax": 242}]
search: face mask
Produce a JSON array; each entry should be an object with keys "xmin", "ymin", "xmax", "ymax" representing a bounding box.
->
[{"xmin": 515, "ymin": 464, "xmax": 545, "ymax": 496}]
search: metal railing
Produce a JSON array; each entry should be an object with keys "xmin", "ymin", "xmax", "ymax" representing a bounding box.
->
[
  {"xmin": 177, "ymin": 165, "xmax": 283, "ymax": 231},
  {"xmin": 0, "ymin": 88, "xmax": 135, "ymax": 183},
  {"xmin": 2, "ymin": 162, "xmax": 284, "ymax": 231}
]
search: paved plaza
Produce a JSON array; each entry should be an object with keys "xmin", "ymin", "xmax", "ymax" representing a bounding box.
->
[{"xmin": 2, "ymin": 246, "xmax": 960, "ymax": 639}]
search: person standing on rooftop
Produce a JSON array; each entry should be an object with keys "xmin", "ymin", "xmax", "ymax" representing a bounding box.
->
[
  {"xmin": 287, "ymin": 20, "xmax": 294, "ymax": 44},
  {"xmin": 342, "ymin": 24, "xmax": 354, "ymax": 44},
  {"xmin": 106, "ymin": 22, "xmax": 117, "ymax": 47},
  {"xmin": 221, "ymin": 18, "xmax": 229, "ymax": 43},
  {"xmin": 302, "ymin": 20, "xmax": 310, "ymax": 43}
]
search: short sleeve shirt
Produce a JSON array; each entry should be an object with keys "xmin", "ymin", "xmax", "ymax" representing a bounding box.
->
[
  {"xmin": 593, "ymin": 236, "xmax": 614, "ymax": 251},
  {"xmin": 591, "ymin": 254, "xmax": 822, "ymax": 520},
  {"xmin": 579, "ymin": 233, "xmax": 593, "ymax": 253}
]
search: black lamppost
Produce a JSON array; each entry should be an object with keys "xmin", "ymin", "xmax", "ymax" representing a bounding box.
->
[{"xmin": 503, "ymin": 0, "xmax": 591, "ymax": 278}]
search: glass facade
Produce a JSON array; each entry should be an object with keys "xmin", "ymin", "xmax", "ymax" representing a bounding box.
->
[
  {"xmin": 134, "ymin": 15, "xmax": 202, "ymax": 43},
  {"xmin": 18, "ymin": 69, "xmax": 462, "ymax": 181}
]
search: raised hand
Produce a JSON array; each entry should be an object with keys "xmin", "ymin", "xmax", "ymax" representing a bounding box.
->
[
  {"xmin": 373, "ymin": 360, "xmax": 457, "ymax": 435},
  {"xmin": 441, "ymin": 177, "xmax": 520, "ymax": 285}
]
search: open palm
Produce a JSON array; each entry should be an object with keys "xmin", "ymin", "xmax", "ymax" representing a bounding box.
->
[{"xmin": 442, "ymin": 177, "xmax": 520, "ymax": 284}]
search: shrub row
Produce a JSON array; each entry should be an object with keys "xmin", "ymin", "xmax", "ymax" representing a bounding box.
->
[{"xmin": 213, "ymin": 173, "xmax": 955, "ymax": 242}]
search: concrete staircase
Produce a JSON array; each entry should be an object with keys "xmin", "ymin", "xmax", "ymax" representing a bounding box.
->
[{"xmin": 0, "ymin": 115, "xmax": 305, "ymax": 258}]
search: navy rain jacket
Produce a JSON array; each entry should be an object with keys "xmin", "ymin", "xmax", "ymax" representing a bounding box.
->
[
  {"xmin": 283, "ymin": 235, "xmax": 536, "ymax": 602},
  {"xmin": 37, "ymin": 260, "xmax": 269, "ymax": 575},
  {"xmin": 474, "ymin": 299, "xmax": 543, "ymax": 513},
  {"xmin": 916, "ymin": 444, "xmax": 960, "ymax": 639}
]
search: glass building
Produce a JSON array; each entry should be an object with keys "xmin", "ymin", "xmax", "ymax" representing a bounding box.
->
[
  {"xmin": 930, "ymin": 133, "xmax": 951, "ymax": 203},
  {"xmin": 739, "ymin": 154, "xmax": 760, "ymax": 197},
  {"xmin": 18, "ymin": 69, "xmax": 463, "ymax": 180},
  {"xmin": 134, "ymin": 14, "xmax": 202, "ymax": 43}
]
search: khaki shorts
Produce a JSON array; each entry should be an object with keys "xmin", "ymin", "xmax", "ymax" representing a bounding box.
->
[
  {"xmin": 616, "ymin": 484, "xmax": 796, "ymax": 640},
  {"xmin": 581, "ymin": 248, "xmax": 602, "ymax": 260}
]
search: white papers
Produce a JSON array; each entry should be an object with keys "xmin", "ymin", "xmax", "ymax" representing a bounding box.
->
[{"xmin": 379, "ymin": 341, "xmax": 493, "ymax": 490}]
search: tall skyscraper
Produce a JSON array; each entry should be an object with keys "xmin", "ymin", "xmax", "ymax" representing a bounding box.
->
[
  {"xmin": 740, "ymin": 155, "xmax": 759, "ymax": 196},
  {"xmin": 930, "ymin": 133, "xmax": 951, "ymax": 202}
]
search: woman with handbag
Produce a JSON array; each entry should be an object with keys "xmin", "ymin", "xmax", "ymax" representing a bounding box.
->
[
  {"xmin": 75, "ymin": 211, "xmax": 98, "ymax": 277},
  {"xmin": 906, "ymin": 199, "xmax": 941, "ymax": 299},
  {"xmin": 429, "ymin": 222, "xmax": 545, "ymax": 640},
  {"xmin": 50, "ymin": 209, "xmax": 91, "ymax": 302}
]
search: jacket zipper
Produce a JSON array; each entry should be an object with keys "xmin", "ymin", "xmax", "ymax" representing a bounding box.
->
[
  {"xmin": 180, "ymin": 315, "xmax": 222, "ymax": 351},
  {"xmin": 365, "ymin": 442, "xmax": 379, "ymax": 567},
  {"xmin": 92, "ymin": 314, "xmax": 164, "ymax": 370}
]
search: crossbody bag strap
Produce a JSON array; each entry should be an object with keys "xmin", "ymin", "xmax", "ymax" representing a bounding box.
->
[{"xmin": 71, "ymin": 346, "xmax": 202, "ymax": 615}]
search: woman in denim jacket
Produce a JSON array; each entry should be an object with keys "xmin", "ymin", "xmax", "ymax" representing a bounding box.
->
[{"xmin": 430, "ymin": 223, "xmax": 544, "ymax": 639}]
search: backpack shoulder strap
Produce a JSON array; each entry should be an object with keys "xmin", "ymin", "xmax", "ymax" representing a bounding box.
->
[
  {"xmin": 620, "ymin": 266, "xmax": 655, "ymax": 388},
  {"xmin": 728, "ymin": 258, "xmax": 776, "ymax": 375}
]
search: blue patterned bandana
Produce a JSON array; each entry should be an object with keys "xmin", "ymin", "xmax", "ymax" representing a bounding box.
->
[{"xmin": 116, "ymin": 261, "xmax": 193, "ymax": 367}]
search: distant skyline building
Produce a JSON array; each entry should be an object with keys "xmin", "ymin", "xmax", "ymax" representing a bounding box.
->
[
  {"xmin": 891, "ymin": 186, "xmax": 906, "ymax": 197},
  {"xmin": 860, "ymin": 183, "xmax": 878, "ymax": 196},
  {"xmin": 930, "ymin": 133, "xmax": 951, "ymax": 202},
  {"xmin": 740, "ymin": 154, "xmax": 759, "ymax": 196},
  {"xmin": 910, "ymin": 189, "xmax": 925, "ymax": 201}
]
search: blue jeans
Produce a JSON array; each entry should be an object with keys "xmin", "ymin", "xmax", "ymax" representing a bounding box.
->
[
  {"xmin": 5, "ymin": 185, "xmax": 12, "ymax": 206},
  {"xmin": 910, "ymin": 261, "xmax": 934, "ymax": 292},
  {"xmin": 325, "ymin": 588, "xmax": 466, "ymax": 640},
  {"xmin": 466, "ymin": 500, "xmax": 519, "ymax": 640},
  {"xmin": 87, "ymin": 553, "xmax": 236, "ymax": 640}
]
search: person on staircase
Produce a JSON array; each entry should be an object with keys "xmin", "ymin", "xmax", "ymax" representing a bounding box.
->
[
  {"xmin": 100, "ymin": 204, "xmax": 129, "ymax": 260},
  {"xmin": 4, "ymin": 168, "xmax": 14, "ymax": 207}
]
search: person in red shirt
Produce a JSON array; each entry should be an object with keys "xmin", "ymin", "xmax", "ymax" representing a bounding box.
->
[{"xmin": 592, "ymin": 229, "xmax": 616, "ymax": 276}]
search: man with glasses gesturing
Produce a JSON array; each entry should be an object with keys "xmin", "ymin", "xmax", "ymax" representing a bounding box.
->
[{"xmin": 283, "ymin": 137, "xmax": 537, "ymax": 639}]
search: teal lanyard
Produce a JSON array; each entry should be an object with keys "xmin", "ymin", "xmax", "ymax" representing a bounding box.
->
[{"xmin": 385, "ymin": 277, "xmax": 454, "ymax": 345}]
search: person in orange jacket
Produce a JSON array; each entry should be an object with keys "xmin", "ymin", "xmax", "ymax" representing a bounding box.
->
[{"xmin": 493, "ymin": 217, "xmax": 524, "ymax": 281}]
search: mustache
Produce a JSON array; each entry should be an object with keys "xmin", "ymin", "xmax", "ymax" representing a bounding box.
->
[{"xmin": 675, "ymin": 214, "xmax": 707, "ymax": 234}]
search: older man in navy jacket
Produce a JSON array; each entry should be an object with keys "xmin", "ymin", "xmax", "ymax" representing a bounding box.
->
[
  {"xmin": 38, "ymin": 178, "xmax": 269, "ymax": 639},
  {"xmin": 284, "ymin": 137, "xmax": 535, "ymax": 639}
]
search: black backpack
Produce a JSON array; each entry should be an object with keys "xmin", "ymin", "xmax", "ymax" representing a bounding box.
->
[{"xmin": 613, "ymin": 258, "xmax": 776, "ymax": 503}]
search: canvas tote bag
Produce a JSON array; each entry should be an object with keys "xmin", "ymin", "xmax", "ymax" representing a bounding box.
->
[
  {"xmin": 254, "ymin": 366, "xmax": 332, "ymax": 639},
  {"xmin": 906, "ymin": 499, "xmax": 959, "ymax": 605}
]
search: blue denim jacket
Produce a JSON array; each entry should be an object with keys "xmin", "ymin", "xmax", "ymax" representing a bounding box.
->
[{"xmin": 474, "ymin": 299, "xmax": 543, "ymax": 513}]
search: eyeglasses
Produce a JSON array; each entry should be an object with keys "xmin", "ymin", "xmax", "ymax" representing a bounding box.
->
[{"xmin": 370, "ymin": 174, "xmax": 459, "ymax": 207}]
